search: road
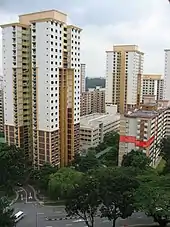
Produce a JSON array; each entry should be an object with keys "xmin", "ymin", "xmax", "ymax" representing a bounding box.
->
[
  {"xmin": 16, "ymin": 185, "xmax": 37, "ymax": 203},
  {"xmin": 13, "ymin": 202, "xmax": 154, "ymax": 227}
]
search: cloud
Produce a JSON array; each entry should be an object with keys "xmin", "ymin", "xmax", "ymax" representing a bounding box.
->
[{"xmin": 0, "ymin": 0, "xmax": 170, "ymax": 77}]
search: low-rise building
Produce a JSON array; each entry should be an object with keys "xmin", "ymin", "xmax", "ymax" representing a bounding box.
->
[
  {"xmin": 80, "ymin": 113, "xmax": 120, "ymax": 151},
  {"xmin": 119, "ymin": 96, "xmax": 169, "ymax": 167}
]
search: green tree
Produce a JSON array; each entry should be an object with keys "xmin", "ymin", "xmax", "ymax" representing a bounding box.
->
[
  {"xmin": 30, "ymin": 163, "xmax": 58, "ymax": 192},
  {"xmin": 103, "ymin": 132, "xmax": 119, "ymax": 148},
  {"xmin": 121, "ymin": 149, "xmax": 151, "ymax": 171},
  {"xmin": 160, "ymin": 137, "xmax": 170, "ymax": 162},
  {"xmin": 48, "ymin": 167, "xmax": 82, "ymax": 200},
  {"xmin": 160, "ymin": 137, "xmax": 170, "ymax": 174},
  {"xmin": 75, "ymin": 152, "xmax": 100, "ymax": 173},
  {"xmin": 135, "ymin": 182, "xmax": 170, "ymax": 227},
  {"xmin": 65, "ymin": 174, "xmax": 100, "ymax": 227},
  {"xmin": 97, "ymin": 167, "xmax": 139, "ymax": 227},
  {"xmin": 0, "ymin": 144, "xmax": 28, "ymax": 193},
  {"xmin": 0, "ymin": 197, "xmax": 15, "ymax": 227},
  {"xmin": 100, "ymin": 147, "xmax": 118, "ymax": 167}
]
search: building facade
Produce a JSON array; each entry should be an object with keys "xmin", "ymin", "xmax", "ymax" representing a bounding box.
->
[
  {"xmin": 80, "ymin": 86, "xmax": 105, "ymax": 116},
  {"xmin": 1, "ymin": 10, "xmax": 82, "ymax": 167},
  {"xmin": 0, "ymin": 76, "xmax": 4, "ymax": 134},
  {"xmin": 80, "ymin": 63, "xmax": 86, "ymax": 93},
  {"xmin": 118, "ymin": 97, "xmax": 168, "ymax": 167},
  {"xmin": 142, "ymin": 74, "xmax": 164, "ymax": 101},
  {"xmin": 80, "ymin": 113, "xmax": 120, "ymax": 151},
  {"xmin": 164, "ymin": 49, "xmax": 170, "ymax": 100},
  {"xmin": 106, "ymin": 45, "xmax": 144, "ymax": 114}
]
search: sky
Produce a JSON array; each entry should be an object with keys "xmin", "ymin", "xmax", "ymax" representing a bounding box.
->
[{"xmin": 0, "ymin": 0, "xmax": 170, "ymax": 78}]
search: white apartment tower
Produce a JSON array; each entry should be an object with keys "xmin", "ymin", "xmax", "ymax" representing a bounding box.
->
[
  {"xmin": 164, "ymin": 49, "xmax": 170, "ymax": 100},
  {"xmin": 106, "ymin": 45, "xmax": 144, "ymax": 114},
  {"xmin": 1, "ymin": 10, "xmax": 82, "ymax": 167},
  {"xmin": 142, "ymin": 74, "xmax": 164, "ymax": 101},
  {"xmin": 80, "ymin": 63, "xmax": 86, "ymax": 93}
]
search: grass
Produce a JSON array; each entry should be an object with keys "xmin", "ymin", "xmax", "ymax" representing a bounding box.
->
[{"xmin": 156, "ymin": 159, "xmax": 166, "ymax": 174}]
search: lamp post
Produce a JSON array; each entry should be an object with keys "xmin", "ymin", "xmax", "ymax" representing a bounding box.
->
[{"xmin": 36, "ymin": 213, "xmax": 44, "ymax": 227}]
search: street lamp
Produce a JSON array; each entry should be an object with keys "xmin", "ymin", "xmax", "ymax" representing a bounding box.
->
[{"xmin": 36, "ymin": 213, "xmax": 44, "ymax": 227}]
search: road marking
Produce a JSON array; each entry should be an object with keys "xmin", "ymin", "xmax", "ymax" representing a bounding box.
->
[
  {"xmin": 46, "ymin": 226, "xmax": 53, "ymax": 227},
  {"xmin": 73, "ymin": 219, "xmax": 84, "ymax": 223},
  {"xmin": 66, "ymin": 224, "xmax": 72, "ymax": 226},
  {"xmin": 102, "ymin": 220, "xmax": 110, "ymax": 223}
]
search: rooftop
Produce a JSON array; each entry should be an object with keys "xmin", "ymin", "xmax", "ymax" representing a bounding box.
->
[{"xmin": 80, "ymin": 113, "xmax": 120, "ymax": 129}]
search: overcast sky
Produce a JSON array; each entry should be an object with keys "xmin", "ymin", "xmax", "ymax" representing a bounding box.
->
[{"xmin": 0, "ymin": 0, "xmax": 170, "ymax": 77}]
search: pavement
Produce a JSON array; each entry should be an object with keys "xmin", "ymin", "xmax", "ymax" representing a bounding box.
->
[{"xmin": 12, "ymin": 202, "xmax": 154, "ymax": 227}]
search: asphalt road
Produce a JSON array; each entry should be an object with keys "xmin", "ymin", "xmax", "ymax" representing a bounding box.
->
[
  {"xmin": 13, "ymin": 202, "xmax": 154, "ymax": 227},
  {"xmin": 16, "ymin": 185, "xmax": 36, "ymax": 203}
]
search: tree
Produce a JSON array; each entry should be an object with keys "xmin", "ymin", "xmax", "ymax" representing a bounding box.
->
[
  {"xmin": 0, "ymin": 196, "xmax": 15, "ymax": 227},
  {"xmin": 103, "ymin": 132, "xmax": 119, "ymax": 149},
  {"xmin": 48, "ymin": 167, "xmax": 82, "ymax": 200},
  {"xmin": 100, "ymin": 147, "xmax": 118, "ymax": 167},
  {"xmin": 30, "ymin": 163, "xmax": 58, "ymax": 192},
  {"xmin": 160, "ymin": 137, "xmax": 170, "ymax": 174},
  {"xmin": 97, "ymin": 167, "xmax": 139, "ymax": 227},
  {"xmin": 74, "ymin": 151, "xmax": 100, "ymax": 173},
  {"xmin": 135, "ymin": 182, "xmax": 170, "ymax": 227},
  {"xmin": 160, "ymin": 137, "xmax": 170, "ymax": 162},
  {"xmin": 0, "ymin": 144, "xmax": 28, "ymax": 193},
  {"xmin": 121, "ymin": 150, "xmax": 151, "ymax": 171},
  {"xmin": 65, "ymin": 174, "xmax": 100, "ymax": 227}
]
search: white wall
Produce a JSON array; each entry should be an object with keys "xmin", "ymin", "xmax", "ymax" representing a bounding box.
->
[
  {"xmin": 164, "ymin": 50, "xmax": 170, "ymax": 100},
  {"xmin": 67, "ymin": 27, "xmax": 81, "ymax": 124},
  {"xmin": 2, "ymin": 26, "xmax": 14, "ymax": 126},
  {"xmin": 34, "ymin": 21, "xmax": 62, "ymax": 131},
  {"xmin": 105, "ymin": 52, "xmax": 113, "ymax": 104}
]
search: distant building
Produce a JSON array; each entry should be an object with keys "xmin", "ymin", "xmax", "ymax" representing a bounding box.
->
[
  {"xmin": 119, "ymin": 95, "xmax": 169, "ymax": 167},
  {"xmin": 80, "ymin": 63, "xmax": 86, "ymax": 93},
  {"xmin": 142, "ymin": 74, "xmax": 164, "ymax": 101},
  {"xmin": 0, "ymin": 76, "xmax": 4, "ymax": 134},
  {"xmin": 164, "ymin": 49, "xmax": 170, "ymax": 100},
  {"xmin": 80, "ymin": 113, "xmax": 120, "ymax": 151},
  {"xmin": 80, "ymin": 86, "xmax": 105, "ymax": 116},
  {"xmin": 106, "ymin": 45, "xmax": 144, "ymax": 114}
]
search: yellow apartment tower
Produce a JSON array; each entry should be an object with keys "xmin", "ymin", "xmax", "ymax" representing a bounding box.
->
[
  {"xmin": 106, "ymin": 45, "xmax": 144, "ymax": 114},
  {"xmin": 1, "ymin": 10, "xmax": 82, "ymax": 167}
]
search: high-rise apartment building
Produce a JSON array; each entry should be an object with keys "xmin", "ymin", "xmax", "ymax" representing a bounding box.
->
[
  {"xmin": 1, "ymin": 10, "xmax": 82, "ymax": 167},
  {"xmin": 80, "ymin": 63, "xmax": 86, "ymax": 93},
  {"xmin": 106, "ymin": 45, "xmax": 144, "ymax": 114},
  {"xmin": 142, "ymin": 74, "xmax": 164, "ymax": 101},
  {"xmin": 119, "ymin": 96, "xmax": 168, "ymax": 167},
  {"xmin": 0, "ymin": 76, "xmax": 4, "ymax": 134},
  {"xmin": 80, "ymin": 86, "xmax": 105, "ymax": 116},
  {"xmin": 164, "ymin": 49, "xmax": 170, "ymax": 100}
]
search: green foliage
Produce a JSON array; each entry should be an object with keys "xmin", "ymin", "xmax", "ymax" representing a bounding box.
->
[
  {"xmin": 99, "ymin": 147, "xmax": 118, "ymax": 167},
  {"xmin": 96, "ymin": 167, "xmax": 139, "ymax": 227},
  {"xmin": 160, "ymin": 137, "xmax": 170, "ymax": 174},
  {"xmin": 0, "ymin": 144, "xmax": 28, "ymax": 192},
  {"xmin": 73, "ymin": 152, "xmax": 100, "ymax": 173},
  {"xmin": 0, "ymin": 197, "xmax": 15, "ymax": 227},
  {"xmin": 160, "ymin": 137, "xmax": 170, "ymax": 162},
  {"xmin": 85, "ymin": 77, "xmax": 105, "ymax": 90},
  {"xmin": 30, "ymin": 163, "xmax": 58, "ymax": 192},
  {"xmin": 121, "ymin": 149, "xmax": 151, "ymax": 171},
  {"xmin": 135, "ymin": 178, "xmax": 170, "ymax": 227},
  {"xmin": 48, "ymin": 167, "xmax": 82, "ymax": 200},
  {"xmin": 65, "ymin": 174, "xmax": 100, "ymax": 227}
]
